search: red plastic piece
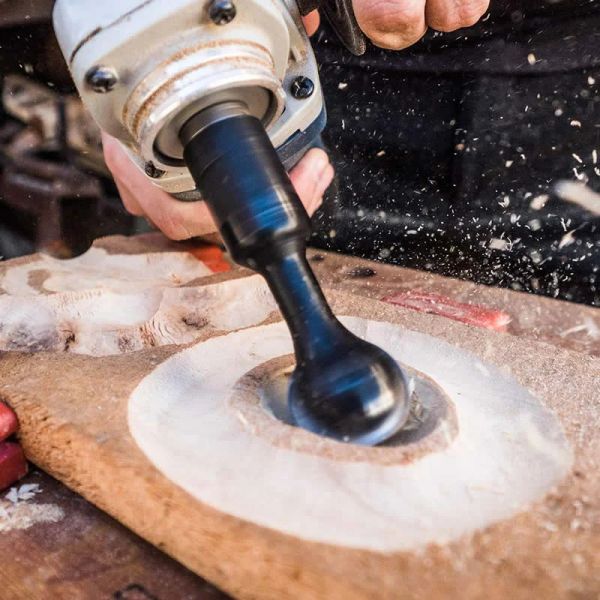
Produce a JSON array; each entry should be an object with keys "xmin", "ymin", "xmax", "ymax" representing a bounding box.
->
[
  {"xmin": 188, "ymin": 244, "xmax": 232, "ymax": 273},
  {"xmin": 383, "ymin": 291, "xmax": 512, "ymax": 332},
  {"xmin": 0, "ymin": 403, "xmax": 18, "ymax": 442},
  {"xmin": 0, "ymin": 442, "xmax": 28, "ymax": 491}
]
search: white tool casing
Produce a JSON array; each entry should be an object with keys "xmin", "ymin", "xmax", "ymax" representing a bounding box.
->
[{"xmin": 53, "ymin": 0, "xmax": 323, "ymax": 195}]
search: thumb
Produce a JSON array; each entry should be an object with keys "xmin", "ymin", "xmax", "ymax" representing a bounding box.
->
[
  {"xmin": 353, "ymin": 0, "xmax": 427, "ymax": 50},
  {"xmin": 289, "ymin": 148, "xmax": 335, "ymax": 215}
]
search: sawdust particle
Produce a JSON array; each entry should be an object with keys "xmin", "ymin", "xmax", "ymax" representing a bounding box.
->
[{"xmin": 0, "ymin": 500, "xmax": 64, "ymax": 532}]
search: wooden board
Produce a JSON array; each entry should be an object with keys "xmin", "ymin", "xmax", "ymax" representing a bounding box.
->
[
  {"xmin": 0, "ymin": 236, "xmax": 597, "ymax": 600},
  {"xmin": 0, "ymin": 235, "xmax": 598, "ymax": 599}
]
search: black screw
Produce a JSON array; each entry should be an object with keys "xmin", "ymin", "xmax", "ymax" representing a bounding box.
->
[
  {"xmin": 291, "ymin": 76, "xmax": 315, "ymax": 100},
  {"xmin": 144, "ymin": 161, "xmax": 166, "ymax": 179},
  {"xmin": 85, "ymin": 65, "xmax": 118, "ymax": 93},
  {"xmin": 209, "ymin": 0, "xmax": 236, "ymax": 25}
]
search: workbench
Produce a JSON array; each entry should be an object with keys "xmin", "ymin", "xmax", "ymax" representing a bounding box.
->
[{"xmin": 1, "ymin": 239, "xmax": 598, "ymax": 599}]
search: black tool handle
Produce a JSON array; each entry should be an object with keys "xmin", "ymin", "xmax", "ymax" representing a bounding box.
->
[{"xmin": 297, "ymin": 0, "xmax": 367, "ymax": 56}]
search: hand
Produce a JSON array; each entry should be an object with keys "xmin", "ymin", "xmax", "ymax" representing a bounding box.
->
[
  {"xmin": 103, "ymin": 133, "xmax": 334, "ymax": 241},
  {"xmin": 323, "ymin": 0, "xmax": 489, "ymax": 50},
  {"xmin": 0, "ymin": 402, "xmax": 27, "ymax": 492}
]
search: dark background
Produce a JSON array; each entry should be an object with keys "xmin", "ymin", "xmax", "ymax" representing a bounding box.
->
[
  {"xmin": 1, "ymin": 0, "xmax": 599, "ymax": 305},
  {"xmin": 311, "ymin": 0, "xmax": 600, "ymax": 305}
]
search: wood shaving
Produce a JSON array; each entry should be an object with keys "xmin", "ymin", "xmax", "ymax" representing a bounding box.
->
[
  {"xmin": 0, "ymin": 500, "xmax": 64, "ymax": 533},
  {"xmin": 530, "ymin": 194, "xmax": 549, "ymax": 210},
  {"xmin": 553, "ymin": 181, "xmax": 600, "ymax": 216},
  {"xmin": 5, "ymin": 483, "xmax": 42, "ymax": 504}
]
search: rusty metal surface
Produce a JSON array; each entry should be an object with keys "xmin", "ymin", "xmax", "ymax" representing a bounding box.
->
[
  {"xmin": 3, "ymin": 75, "xmax": 105, "ymax": 170},
  {"xmin": 0, "ymin": 76, "xmax": 139, "ymax": 259},
  {"xmin": 1, "ymin": 151, "xmax": 105, "ymax": 257}
]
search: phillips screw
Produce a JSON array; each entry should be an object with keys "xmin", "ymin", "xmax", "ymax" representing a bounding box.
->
[
  {"xmin": 144, "ymin": 161, "xmax": 166, "ymax": 179},
  {"xmin": 85, "ymin": 66, "xmax": 118, "ymax": 93},
  {"xmin": 291, "ymin": 76, "xmax": 315, "ymax": 100},
  {"xmin": 209, "ymin": 0, "xmax": 237, "ymax": 25}
]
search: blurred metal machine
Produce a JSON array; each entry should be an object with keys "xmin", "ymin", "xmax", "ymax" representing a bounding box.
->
[{"xmin": 0, "ymin": 1, "xmax": 139, "ymax": 259}]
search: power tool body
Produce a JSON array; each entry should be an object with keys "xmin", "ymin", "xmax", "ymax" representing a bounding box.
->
[{"xmin": 53, "ymin": 0, "xmax": 409, "ymax": 445}]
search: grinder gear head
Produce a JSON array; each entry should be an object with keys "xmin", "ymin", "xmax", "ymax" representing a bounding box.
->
[{"xmin": 53, "ymin": 0, "xmax": 325, "ymax": 197}]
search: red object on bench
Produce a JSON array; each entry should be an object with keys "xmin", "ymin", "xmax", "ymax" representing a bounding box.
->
[
  {"xmin": 188, "ymin": 244, "xmax": 231, "ymax": 273},
  {"xmin": 0, "ymin": 442, "xmax": 28, "ymax": 491},
  {"xmin": 0, "ymin": 402, "xmax": 18, "ymax": 441},
  {"xmin": 383, "ymin": 291, "xmax": 512, "ymax": 332},
  {"xmin": 0, "ymin": 403, "xmax": 27, "ymax": 491}
]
